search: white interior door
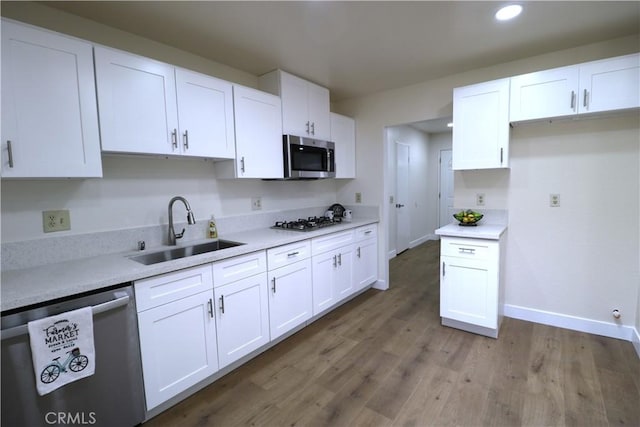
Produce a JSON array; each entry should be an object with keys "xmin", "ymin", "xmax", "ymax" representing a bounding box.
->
[
  {"xmin": 439, "ymin": 149, "xmax": 455, "ymax": 227},
  {"xmin": 396, "ymin": 142, "xmax": 410, "ymax": 254}
]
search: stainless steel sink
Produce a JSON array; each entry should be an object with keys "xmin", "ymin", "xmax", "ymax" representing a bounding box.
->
[{"xmin": 129, "ymin": 240, "xmax": 245, "ymax": 265}]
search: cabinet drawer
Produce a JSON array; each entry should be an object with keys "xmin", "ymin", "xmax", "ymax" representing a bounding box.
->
[
  {"xmin": 213, "ymin": 250, "xmax": 267, "ymax": 287},
  {"xmin": 440, "ymin": 237, "xmax": 495, "ymax": 260},
  {"xmin": 135, "ymin": 264, "xmax": 213, "ymax": 312},
  {"xmin": 311, "ymin": 230, "xmax": 355, "ymax": 255},
  {"xmin": 355, "ymin": 224, "xmax": 377, "ymax": 241},
  {"xmin": 267, "ymin": 240, "xmax": 311, "ymax": 270}
]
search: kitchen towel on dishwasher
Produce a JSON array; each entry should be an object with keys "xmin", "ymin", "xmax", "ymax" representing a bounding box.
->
[{"xmin": 27, "ymin": 306, "xmax": 96, "ymax": 396}]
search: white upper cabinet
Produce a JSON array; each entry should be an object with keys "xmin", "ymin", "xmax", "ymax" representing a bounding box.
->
[
  {"xmin": 1, "ymin": 20, "xmax": 102, "ymax": 178},
  {"xmin": 217, "ymin": 85, "xmax": 283, "ymax": 179},
  {"xmin": 509, "ymin": 66, "xmax": 579, "ymax": 122},
  {"xmin": 94, "ymin": 46, "xmax": 235, "ymax": 159},
  {"xmin": 579, "ymin": 53, "xmax": 640, "ymax": 114},
  {"xmin": 452, "ymin": 78, "xmax": 510, "ymax": 170},
  {"xmin": 259, "ymin": 70, "xmax": 331, "ymax": 141},
  {"xmin": 94, "ymin": 46, "xmax": 178, "ymax": 156},
  {"xmin": 175, "ymin": 68, "xmax": 235, "ymax": 158},
  {"xmin": 510, "ymin": 53, "xmax": 640, "ymax": 122},
  {"xmin": 330, "ymin": 113, "xmax": 356, "ymax": 178}
]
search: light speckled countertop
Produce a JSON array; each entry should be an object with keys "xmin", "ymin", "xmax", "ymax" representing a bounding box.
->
[
  {"xmin": 435, "ymin": 222, "xmax": 507, "ymax": 240},
  {"xmin": 2, "ymin": 219, "xmax": 377, "ymax": 312}
]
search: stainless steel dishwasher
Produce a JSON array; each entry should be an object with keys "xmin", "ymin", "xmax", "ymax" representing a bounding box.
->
[{"xmin": 1, "ymin": 284, "xmax": 145, "ymax": 427}]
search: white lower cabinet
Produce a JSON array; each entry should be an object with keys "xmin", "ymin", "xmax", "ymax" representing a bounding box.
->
[
  {"xmin": 439, "ymin": 236, "xmax": 503, "ymax": 338},
  {"xmin": 213, "ymin": 252, "xmax": 269, "ymax": 368},
  {"xmin": 353, "ymin": 225, "xmax": 378, "ymax": 291},
  {"xmin": 311, "ymin": 230, "xmax": 355, "ymax": 315},
  {"xmin": 268, "ymin": 258, "xmax": 313, "ymax": 340},
  {"xmin": 135, "ymin": 265, "xmax": 217, "ymax": 410}
]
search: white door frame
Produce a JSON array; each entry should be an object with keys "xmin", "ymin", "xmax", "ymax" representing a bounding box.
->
[
  {"xmin": 395, "ymin": 141, "xmax": 411, "ymax": 255},
  {"xmin": 439, "ymin": 148, "xmax": 455, "ymax": 228}
]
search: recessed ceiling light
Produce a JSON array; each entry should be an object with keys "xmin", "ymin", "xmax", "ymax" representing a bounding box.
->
[{"xmin": 495, "ymin": 4, "xmax": 523, "ymax": 21}]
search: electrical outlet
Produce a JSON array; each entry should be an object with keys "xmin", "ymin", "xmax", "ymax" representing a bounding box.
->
[
  {"xmin": 355, "ymin": 192, "xmax": 362, "ymax": 203},
  {"xmin": 43, "ymin": 210, "xmax": 71, "ymax": 233},
  {"xmin": 476, "ymin": 193, "xmax": 485, "ymax": 206},
  {"xmin": 251, "ymin": 196, "xmax": 262, "ymax": 211},
  {"xmin": 550, "ymin": 194, "xmax": 561, "ymax": 207}
]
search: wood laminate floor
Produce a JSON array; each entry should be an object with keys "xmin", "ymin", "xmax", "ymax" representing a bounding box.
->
[{"xmin": 145, "ymin": 240, "xmax": 640, "ymax": 426}]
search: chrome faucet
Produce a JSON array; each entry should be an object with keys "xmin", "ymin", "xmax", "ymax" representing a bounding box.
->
[{"xmin": 168, "ymin": 196, "xmax": 196, "ymax": 245}]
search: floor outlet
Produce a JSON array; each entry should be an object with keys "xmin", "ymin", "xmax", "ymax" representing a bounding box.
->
[
  {"xmin": 43, "ymin": 210, "xmax": 71, "ymax": 233},
  {"xmin": 251, "ymin": 197, "xmax": 262, "ymax": 211}
]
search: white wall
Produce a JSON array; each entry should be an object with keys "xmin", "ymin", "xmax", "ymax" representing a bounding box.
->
[
  {"xmin": 427, "ymin": 133, "xmax": 453, "ymax": 229},
  {"xmin": 385, "ymin": 125, "xmax": 432, "ymax": 255},
  {"xmin": 1, "ymin": 157, "xmax": 339, "ymax": 242},
  {"xmin": 334, "ymin": 36, "xmax": 640, "ymax": 328}
]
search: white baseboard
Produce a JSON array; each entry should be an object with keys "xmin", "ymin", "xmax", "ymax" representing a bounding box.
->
[
  {"xmin": 504, "ymin": 304, "xmax": 636, "ymax": 343},
  {"xmin": 388, "ymin": 249, "xmax": 396, "ymax": 259},
  {"xmin": 633, "ymin": 327, "xmax": 640, "ymax": 359},
  {"xmin": 372, "ymin": 279, "xmax": 387, "ymax": 291},
  {"xmin": 409, "ymin": 234, "xmax": 437, "ymax": 248}
]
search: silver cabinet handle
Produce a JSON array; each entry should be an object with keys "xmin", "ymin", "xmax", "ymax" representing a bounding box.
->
[
  {"xmin": 442, "ymin": 262, "xmax": 446, "ymax": 277},
  {"xmin": 219, "ymin": 295, "xmax": 225, "ymax": 314},
  {"xmin": 7, "ymin": 140, "xmax": 14, "ymax": 168},
  {"xmin": 272, "ymin": 277, "xmax": 276, "ymax": 293},
  {"xmin": 171, "ymin": 129, "xmax": 178, "ymax": 149},
  {"xmin": 364, "ymin": 230, "xmax": 372, "ymax": 235},
  {"xmin": 500, "ymin": 147, "xmax": 504, "ymax": 164},
  {"xmin": 333, "ymin": 255, "xmax": 337, "ymax": 267},
  {"xmin": 306, "ymin": 121, "xmax": 310, "ymax": 134},
  {"xmin": 183, "ymin": 129, "xmax": 189, "ymax": 150},
  {"xmin": 570, "ymin": 90, "xmax": 576, "ymax": 110},
  {"xmin": 240, "ymin": 156, "xmax": 245, "ymax": 173},
  {"xmin": 583, "ymin": 89, "xmax": 589, "ymax": 108},
  {"xmin": 2, "ymin": 293, "xmax": 130, "ymax": 341},
  {"xmin": 337, "ymin": 253, "xmax": 342, "ymax": 266},
  {"xmin": 459, "ymin": 247, "xmax": 476, "ymax": 254},
  {"xmin": 310, "ymin": 122, "xmax": 315, "ymax": 135},
  {"xmin": 287, "ymin": 251, "xmax": 299, "ymax": 257},
  {"xmin": 208, "ymin": 298, "xmax": 214, "ymax": 318},
  {"xmin": 357, "ymin": 247, "xmax": 361, "ymax": 258}
]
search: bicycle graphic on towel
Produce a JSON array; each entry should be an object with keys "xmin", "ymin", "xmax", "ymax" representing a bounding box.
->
[{"xmin": 40, "ymin": 348, "xmax": 89, "ymax": 384}]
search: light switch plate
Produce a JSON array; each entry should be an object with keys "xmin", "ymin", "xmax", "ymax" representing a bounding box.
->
[{"xmin": 43, "ymin": 210, "xmax": 71, "ymax": 233}]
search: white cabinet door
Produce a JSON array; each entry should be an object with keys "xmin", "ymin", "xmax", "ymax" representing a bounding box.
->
[
  {"xmin": 95, "ymin": 46, "xmax": 178, "ymax": 155},
  {"xmin": 306, "ymin": 83, "xmax": 331, "ymax": 140},
  {"xmin": 312, "ymin": 250, "xmax": 337, "ymax": 315},
  {"xmin": 280, "ymin": 71, "xmax": 311, "ymax": 138},
  {"xmin": 1, "ymin": 20, "xmax": 102, "ymax": 178},
  {"xmin": 334, "ymin": 246, "xmax": 355, "ymax": 301},
  {"xmin": 440, "ymin": 256, "xmax": 497, "ymax": 329},
  {"xmin": 330, "ymin": 113, "xmax": 356, "ymax": 178},
  {"xmin": 229, "ymin": 85, "xmax": 283, "ymax": 178},
  {"xmin": 260, "ymin": 70, "xmax": 331, "ymax": 140},
  {"xmin": 137, "ymin": 290, "xmax": 218, "ymax": 410},
  {"xmin": 268, "ymin": 258, "xmax": 313, "ymax": 340},
  {"xmin": 214, "ymin": 272, "xmax": 270, "ymax": 368},
  {"xmin": 175, "ymin": 68, "xmax": 235, "ymax": 159},
  {"xmin": 509, "ymin": 66, "xmax": 579, "ymax": 122},
  {"xmin": 354, "ymin": 238, "xmax": 378, "ymax": 290},
  {"xmin": 579, "ymin": 53, "xmax": 640, "ymax": 114},
  {"xmin": 452, "ymin": 78, "xmax": 510, "ymax": 170}
]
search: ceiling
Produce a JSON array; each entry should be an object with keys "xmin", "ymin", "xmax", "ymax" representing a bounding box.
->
[{"xmin": 42, "ymin": 1, "xmax": 640, "ymax": 104}]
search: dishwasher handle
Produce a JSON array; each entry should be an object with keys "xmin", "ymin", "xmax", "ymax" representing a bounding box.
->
[{"xmin": 1, "ymin": 293, "xmax": 130, "ymax": 341}]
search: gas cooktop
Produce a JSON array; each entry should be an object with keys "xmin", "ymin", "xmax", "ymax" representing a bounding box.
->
[{"xmin": 271, "ymin": 216, "xmax": 341, "ymax": 232}]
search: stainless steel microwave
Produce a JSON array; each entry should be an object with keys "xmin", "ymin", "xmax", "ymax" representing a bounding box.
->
[{"xmin": 283, "ymin": 135, "xmax": 335, "ymax": 179}]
